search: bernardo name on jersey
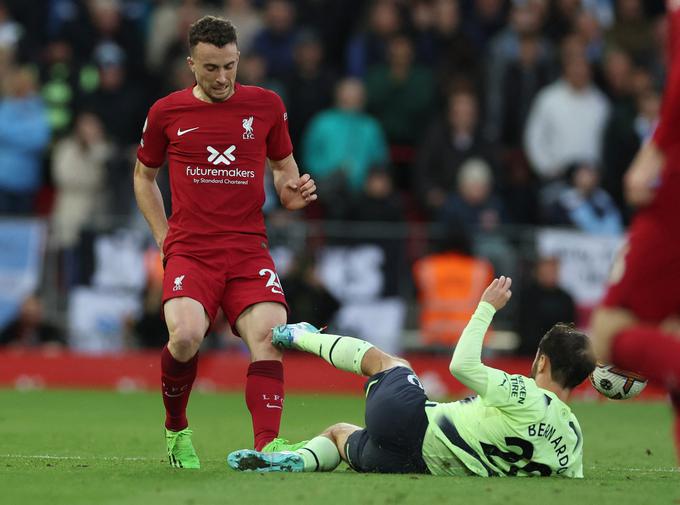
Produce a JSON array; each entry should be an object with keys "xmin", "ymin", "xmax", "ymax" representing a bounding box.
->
[{"xmin": 420, "ymin": 303, "xmax": 584, "ymax": 478}]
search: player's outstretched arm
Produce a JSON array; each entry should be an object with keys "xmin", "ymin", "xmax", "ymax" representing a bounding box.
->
[
  {"xmin": 269, "ymin": 154, "xmax": 317, "ymax": 210},
  {"xmin": 449, "ymin": 276, "xmax": 512, "ymax": 395},
  {"xmin": 133, "ymin": 159, "xmax": 169, "ymax": 252}
]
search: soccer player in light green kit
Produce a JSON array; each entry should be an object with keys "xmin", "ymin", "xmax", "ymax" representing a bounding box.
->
[{"xmin": 228, "ymin": 276, "xmax": 597, "ymax": 477}]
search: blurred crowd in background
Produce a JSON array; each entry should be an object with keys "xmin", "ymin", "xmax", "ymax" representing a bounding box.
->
[{"xmin": 0, "ymin": 0, "xmax": 668, "ymax": 355}]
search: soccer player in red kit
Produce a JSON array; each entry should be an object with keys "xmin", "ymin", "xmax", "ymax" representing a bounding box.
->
[
  {"xmin": 133, "ymin": 16, "xmax": 317, "ymax": 468},
  {"xmin": 590, "ymin": 0, "xmax": 680, "ymax": 462}
]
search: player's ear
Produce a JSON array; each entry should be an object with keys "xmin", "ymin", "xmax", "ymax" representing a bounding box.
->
[
  {"xmin": 187, "ymin": 56, "xmax": 194, "ymax": 72},
  {"xmin": 537, "ymin": 354, "xmax": 548, "ymax": 374}
]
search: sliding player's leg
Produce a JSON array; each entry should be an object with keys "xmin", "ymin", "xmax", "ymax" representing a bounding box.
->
[
  {"xmin": 272, "ymin": 322, "xmax": 411, "ymax": 376},
  {"xmin": 228, "ymin": 423, "xmax": 356, "ymax": 473}
]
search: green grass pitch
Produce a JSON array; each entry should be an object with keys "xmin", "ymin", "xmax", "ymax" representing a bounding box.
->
[{"xmin": 2, "ymin": 389, "xmax": 678, "ymax": 505}]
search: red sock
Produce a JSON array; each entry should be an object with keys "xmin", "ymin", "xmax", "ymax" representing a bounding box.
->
[
  {"xmin": 161, "ymin": 345, "xmax": 198, "ymax": 431},
  {"xmin": 245, "ymin": 360, "xmax": 284, "ymax": 450},
  {"xmin": 611, "ymin": 326, "xmax": 680, "ymax": 389}
]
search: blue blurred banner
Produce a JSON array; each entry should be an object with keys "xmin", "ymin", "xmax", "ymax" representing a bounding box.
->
[{"xmin": 0, "ymin": 219, "xmax": 46, "ymax": 330}]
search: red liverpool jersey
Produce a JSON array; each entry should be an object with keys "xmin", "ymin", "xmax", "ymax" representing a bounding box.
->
[
  {"xmin": 137, "ymin": 83, "xmax": 293, "ymax": 252},
  {"xmin": 653, "ymin": 1, "xmax": 680, "ymax": 164}
]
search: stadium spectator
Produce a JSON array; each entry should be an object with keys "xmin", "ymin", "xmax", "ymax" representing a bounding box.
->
[
  {"xmin": 600, "ymin": 48, "xmax": 634, "ymax": 106},
  {"xmin": 51, "ymin": 112, "xmax": 112, "ymax": 248},
  {"xmin": 484, "ymin": 0, "xmax": 555, "ymax": 142},
  {"xmin": 606, "ymin": 0, "xmax": 654, "ymax": 62},
  {"xmin": 345, "ymin": 0, "xmax": 402, "ymax": 77},
  {"xmin": 282, "ymin": 29, "xmax": 336, "ymax": 147},
  {"xmin": 40, "ymin": 39, "xmax": 81, "ymax": 138},
  {"xmin": 129, "ymin": 247, "xmax": 168, "ymax": 349},
  {"xmin": 251, "ymin": 0, "xmax": 298, "ymax": 79},
  {"xmin": 0, "ymin": 294, "xmax": 65, "ymax": 348},
  {"xmin": 146, "ymin": 0, "xmax": 208, "ymax": 76},
  {"xmin": 79, "ymin": 43, "xmax": 146, "ymax": 146},
  {"xmin": 281, "ymin": 253, "xmax": 340, "ymax": 331},
  {"xmin": 543, "ymin": 0, "xmax": 583, "ymax": 43},
  {"xmin": 413, "ymin": 227, "xmax": 494, "ymax": 345},
  {"xmin": 415, "ymin": 85, "xmax": 497, "ymax": 218},
  {"xmin": 347, "ymin": 166, "xmax": 406, "ymax": 297},
  {"xmin": 574, "ymin": 9, "xmax": 606, "ymax": 64},
  {"xmin": 524, "ymin": 41, "xmax": 610, "ymax": 185},
  {"xmin": 236, "ymin": 51, "xmax": 286, "ymax": 97},
  {"xmin": 602, "ymin": 87, "xmax": 660, "ymax": 216},
  {"xmin": 410, "ymin": 0, "xmax": 479, "ymax": 87},
  {"xmin": 222, "ymin": 0, "xmax": 264, "ymax": 54},
  {"xmin": 460, "ymin": 0, "xmax": 507, "ymax": 51},
  {"xmin": 56, "ymin": 0, "xmax": 146, "ymax": 78},
  {"xmin": 0, "ymin": 66, "xmax": 50, "ymax": 215},
  {"xmin": 545, "ymin": 161, "xmax": 623, "ymax": 234},
  {"xmin": 517, "ymin": 256, "xmax": 576, "ymax": 357},
  {"xmin": 365, "ymin": 34, "xmax": 434, "ymax": 153},
  {"xmin": 348, "ymin": 166, "xmax": 405, "ymax": 224},
  {"xmin": 498, "ymin": 32, "xmax": 554, "ymax": 147},
  {"xmin": 437, "ymin": 158, "xmax": 505, "ymax": 234},
  {"xmin": 148, "ymin": 0, "xmax": 207, "ymax": 89},
  {"xmin": 302, "ymin": 78, "xmax": 388, "ymax": 218},
  {"xmin": 437, "ymin": 157, "xmax": 516, "ymax": 284}
]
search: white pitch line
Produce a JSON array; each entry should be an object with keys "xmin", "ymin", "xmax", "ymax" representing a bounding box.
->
[
  {"xmin": 586, "ymin": 466, "xmax": 679, "ymax": 473},
  {"xmin": 0, "ymin": 454, "xmax": 155, "ymax": 462}
]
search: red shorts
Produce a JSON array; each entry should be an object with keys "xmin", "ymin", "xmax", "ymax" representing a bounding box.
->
[
  {"xmin": 602, "ymin": 170, "xmax": 680, "ymax": 321},
  {"xmin": 162, "ymin": 234, "xmax": 288, "ymax": 334}
]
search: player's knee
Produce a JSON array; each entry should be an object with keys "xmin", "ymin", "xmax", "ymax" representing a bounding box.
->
[
  {"xmin": 392, "ymin": 356, "xmax": 412, "ymax": 370},
  {"xmin": 323, "ymin": 422, "xmax": 359, "ymax": 440},
  {"xmin": 380, "ymin": 355, "xmax": 411, "ymax": 373},
  {"xmin": 590, "ymin": 307, "xmax": 636, "ymax": 362},
  {"xmin": 168, "ymin": 323, "xmax": 204, "ymax": 354}
]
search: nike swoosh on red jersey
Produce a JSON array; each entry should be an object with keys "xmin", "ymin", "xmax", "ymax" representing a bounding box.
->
[
  {"xmin": 177, "ymin": 127, "xmax": 199, "ymax": 136},
  {"xmin": 265, "ymin": 403, "xmax": 282, "ymax": 409}
]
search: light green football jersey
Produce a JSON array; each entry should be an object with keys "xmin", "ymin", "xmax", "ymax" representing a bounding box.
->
[{"xmin": 421, "ymin": 368, "xmax": 584, "ymax": 478}]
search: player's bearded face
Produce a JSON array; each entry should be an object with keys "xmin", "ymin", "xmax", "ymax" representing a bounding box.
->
[{"xmin": 189, "ymin": 42, "xmax": 240, "ymax": 103}]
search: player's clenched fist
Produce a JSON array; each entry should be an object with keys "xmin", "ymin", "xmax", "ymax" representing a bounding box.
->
[
  {"xmin": 281, "ymin": 173, "xmax": 318, "ymax": 210},
  {"xmin": 481, "ymin": 276, "xmax": 512, "ymax": 310}
]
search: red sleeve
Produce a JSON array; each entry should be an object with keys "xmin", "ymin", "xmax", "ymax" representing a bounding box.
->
[
  {"xmin": 265, "ymin": 91, "xmax": 293, "ymax": 161},
  {"xmin": 137, "ymin": 100, "xmax": 169, "ymax": 168},
  {"xmin": 652, "ymin": 1, "xmax": 680, "ymax": 152}
]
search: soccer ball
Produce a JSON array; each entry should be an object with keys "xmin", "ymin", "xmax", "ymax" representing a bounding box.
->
[{"xmin": 590, "ymin": 363, "xmax": 647, "ymax": 400}]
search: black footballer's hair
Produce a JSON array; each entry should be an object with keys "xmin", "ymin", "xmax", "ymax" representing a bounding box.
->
[
  {"xmin": 188, "ymin": 16, "xmax": 238, "ymax": 52},
  {"xmin": 538, "ymin": 323, "xmax": 596, "ymax": 389}
]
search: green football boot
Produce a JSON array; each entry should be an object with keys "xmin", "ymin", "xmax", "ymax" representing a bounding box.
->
[
  {"xmin": 261, "ymin": 437, "xmax": 309, "ymax": 453},
  {"xmin": 165, "ymin": 428, "xmax": 200, "ymax": 469}
]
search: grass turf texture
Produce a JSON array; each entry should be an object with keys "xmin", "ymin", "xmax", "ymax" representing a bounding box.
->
[{"xmin": 2, "ymin": 389, "xmax": 678, "ymax": 505}]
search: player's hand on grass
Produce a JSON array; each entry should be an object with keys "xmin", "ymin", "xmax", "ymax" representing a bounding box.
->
[
  {"xmin": 281, "ymin": 173, "xmax": 318, "ymax": 210},
  {"xmin": 481, "ymin": 276, "xmax": 512, "ymax": 311}
]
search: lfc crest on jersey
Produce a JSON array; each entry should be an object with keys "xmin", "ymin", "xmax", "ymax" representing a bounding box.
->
[{"xmin": 242, "ymin": 116, "xmax": 255, "ymax": 140}]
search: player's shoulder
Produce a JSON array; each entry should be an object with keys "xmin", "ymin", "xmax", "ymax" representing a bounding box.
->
[
  {"xmin": 148, "ymin": 87, "xmax": 194, "ymax": 113},
  {"xmin": 236, "ymin": 84, "xmax": 283, "ymax": 104}
]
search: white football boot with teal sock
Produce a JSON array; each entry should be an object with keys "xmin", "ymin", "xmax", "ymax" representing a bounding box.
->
[{"xmin": 272, "ymin": 323, "xmax": 374, "ymax": 375}]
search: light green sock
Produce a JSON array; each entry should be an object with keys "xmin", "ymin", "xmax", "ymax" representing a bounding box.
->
[
  {"xmin": 294, "ymin": 331, "xmax": 374, "ymax": 375},
  {"xmin": 296, "ymin": 436, "xmax": 341, "ymax": 472}
]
